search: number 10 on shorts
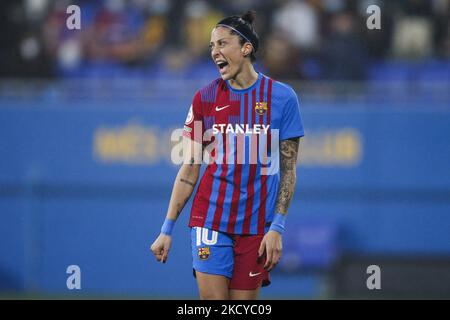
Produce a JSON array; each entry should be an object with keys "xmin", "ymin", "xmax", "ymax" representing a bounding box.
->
[{"xmin": 196, "ymin": 227, "xmax": 218, "ymax": 246}]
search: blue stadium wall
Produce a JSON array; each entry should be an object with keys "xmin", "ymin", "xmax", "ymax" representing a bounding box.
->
[{"xmin": 1, "ymin": 96, "xmax": 449, "ymax": 298}]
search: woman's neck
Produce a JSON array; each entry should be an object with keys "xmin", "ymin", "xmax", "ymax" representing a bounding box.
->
[{"xmin": 228, "ymin": 63, "xmax": 258, "ymax": 90}]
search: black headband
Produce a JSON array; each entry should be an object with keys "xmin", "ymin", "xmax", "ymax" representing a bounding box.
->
[{"xmin": 216, "ymin": 18, "xmax": 259, "ymax": 53}]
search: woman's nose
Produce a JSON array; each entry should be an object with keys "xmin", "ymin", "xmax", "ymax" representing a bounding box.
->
[{"xmin": 211, "ymin": 46, "xmax": 220, "ymax": 58}]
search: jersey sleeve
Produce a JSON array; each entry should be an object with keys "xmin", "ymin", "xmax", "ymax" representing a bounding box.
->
[
  {"xmin": 280, "ymin": 88, "xmax": 305, "ymax": 141},
  {"xmin": 182, "ymin": 91, "xmax": 204, "ymax": 144}
]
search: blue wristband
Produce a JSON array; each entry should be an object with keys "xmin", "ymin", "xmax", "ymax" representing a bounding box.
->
[
  {"xmin": 269, "ymin": 213, "xmax": 286, "ymax": 235},
  {"xmin": 161, "ymin": 218, "xmax": 176, "ymax": 236}
]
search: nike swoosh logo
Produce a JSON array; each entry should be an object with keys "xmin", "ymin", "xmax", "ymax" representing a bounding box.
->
[
  {"xmin": 249, "ymin": 272, "xmax": 261, "ymax": 277},
  {"xmin": 215, "ymin": 105, "xmax": 231, "ymax": 111}
]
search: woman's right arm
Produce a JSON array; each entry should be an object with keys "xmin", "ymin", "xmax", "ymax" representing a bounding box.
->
[
  {"xmin": 165, "ymin": 159, "xmax": 201, "ymax": 221},
  {"xmin": 150, "ymin": 138, "xmax": 202, "ymax": 263}
]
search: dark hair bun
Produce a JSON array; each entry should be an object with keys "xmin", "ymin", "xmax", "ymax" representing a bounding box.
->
[
  {"xmin": 216, "ymin": 10, "xmax": 259, "ymax": 56},
  {"xmin": 241, "ymin": 10, "xmax": 256, "ymax": 25}
]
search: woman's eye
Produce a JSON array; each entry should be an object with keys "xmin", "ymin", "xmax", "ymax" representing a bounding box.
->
[{"xmin": 209, "ymin": 41, "xmax": 226, "ymax": 51}]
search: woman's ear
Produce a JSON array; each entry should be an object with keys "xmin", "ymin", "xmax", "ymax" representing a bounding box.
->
[{"xmin": 242, "ymin": 43, "xmax": 252, "ymax": 57}]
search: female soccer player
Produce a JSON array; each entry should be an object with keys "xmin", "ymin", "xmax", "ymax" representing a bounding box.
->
[{"xmin": 150, "ymin": 11, "xmax": 304, "ymax": 300}]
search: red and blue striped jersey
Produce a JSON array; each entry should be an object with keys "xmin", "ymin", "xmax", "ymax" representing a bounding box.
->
[{"xmin": 183, "ymin": 72, "xmax": 304, "ymax": 235}]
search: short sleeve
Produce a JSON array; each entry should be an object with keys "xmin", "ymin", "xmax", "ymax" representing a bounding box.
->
[
  {"xmin": 183, "ymin": 91, "xmax": 205, "ymax": 143},
  {"xmin": 280, "ymin": 89, "xmax": 305, "ymax": 141}
]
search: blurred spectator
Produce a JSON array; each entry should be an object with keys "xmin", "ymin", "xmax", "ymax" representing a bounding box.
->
[
  {"xmin": 432, "ymin": 0, "xmax": 450, "ymax": 58},
  {"xmin": 320, "ymin": 11, "xmax": 368, "ymax": 80},
  {"xmin": 182, "ymin": 0, "xmax": 223, "ymax": 60},
  {"xmin": 85, "ymin": 0, "xmax": 165, "ymax": 64},
  {"xmin": 391, "ymin": 17, "xmax": 434, "ymax": 59},
  {"xmin": 262, "ymin": 33, "xmax": 304, "ymax": 79},
  {"xmin": 42, "ymin": 0, "xmax": 170, "ymax": 77},
  {"xmin": 272, "ymin": 0, "xmax": 319, "ymax": 51},
  {"xmin": 321, "ymin": 0, "xmax": 345, "ymax": 14},
  {"xmin": 150, "ymin": 0, "xmax": 222, "ymax": 79},
  {"xmin": 0, "ymin": 0, "xmax": 54, "ymax": 78},
  {"xmin": 390, "ymin": 0, "xmax": 436, "ymax": 59},
  {"xmin": 43, "ymin": 0, "xmax": 85, "ymax": 71},
  {"xmin": 440, "ymin": 22, "xmax": 450, "ymax": 58},
  {"xmin": 139, "ymin": 0, "xmax": 222, "ymax": 83},
  {"xmin": 357, "ymin": 1, "xmax": 394, "ymax": 60}
]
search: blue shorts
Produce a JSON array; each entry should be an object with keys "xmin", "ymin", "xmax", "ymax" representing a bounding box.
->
[{"xmin": 190, "ymin": 227, "xmax": 270, "ymax": 290}]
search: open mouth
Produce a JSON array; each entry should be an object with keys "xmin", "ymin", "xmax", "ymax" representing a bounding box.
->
[{"xmin": 216, "ymin": 61, "xmax": 229, "ymax": 72}]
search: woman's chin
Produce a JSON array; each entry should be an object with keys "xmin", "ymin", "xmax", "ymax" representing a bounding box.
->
[{"xmin": 219, "ymin": 71, "xmax": 233, "ymax": 81}]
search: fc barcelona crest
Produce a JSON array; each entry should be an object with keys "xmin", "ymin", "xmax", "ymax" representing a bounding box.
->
[
  {"xmin": 198, "ymin": 247, "xmax": 210, "ymax": 260},
  {"xmin": 255, "ymin": 102, "xmax": 267, "ymax": 115}
]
